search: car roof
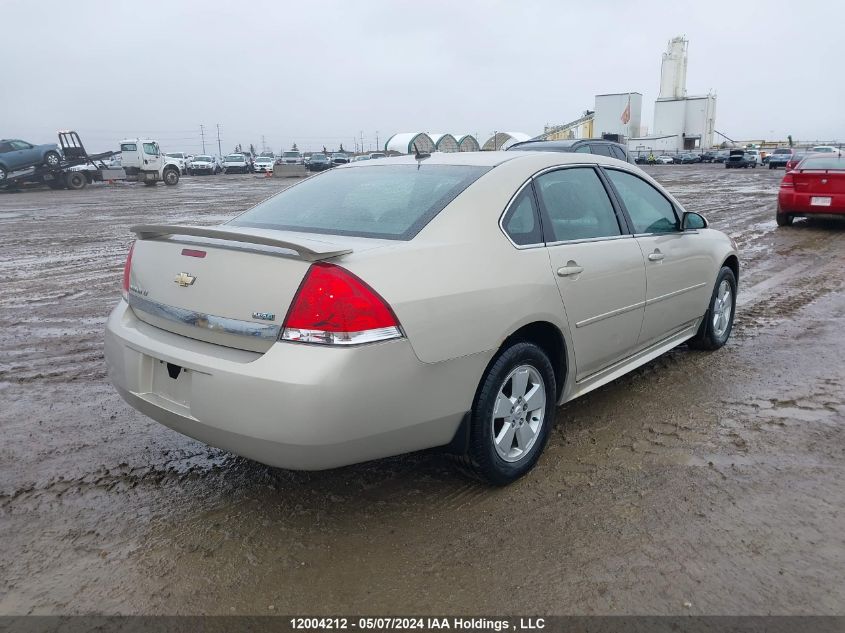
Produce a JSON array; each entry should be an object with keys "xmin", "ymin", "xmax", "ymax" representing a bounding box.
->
[{"xmin": 344, "ymin": 150, "xmax": 631, "ymax": 170}]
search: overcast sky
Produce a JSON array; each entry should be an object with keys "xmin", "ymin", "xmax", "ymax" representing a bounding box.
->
[{"xmin": 4, "ymin": 0, "xmax": 843, "ymax": 154}]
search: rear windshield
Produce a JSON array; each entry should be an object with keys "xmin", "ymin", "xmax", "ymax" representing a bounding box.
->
[
  {"xmin": 798, "ymin": 156, "xmax": 845, "ymax": 170},
  {"xmin": 229, "ymin": 164, "xmax": 490, "ymax": 240},
  {"xmin": 773, "ymin": 149, "xmax": 792, "ymax": 154},
  {"xmin": 225, "ymin": 155, "xmax": 244, "ymax": 161},
  {"xmin": 283, "ymin": 152, "xmax": 300, "ymax": 157},
  {"xmin": 194, "ymin": 155, "xmax": 211, "ymax": 161}
]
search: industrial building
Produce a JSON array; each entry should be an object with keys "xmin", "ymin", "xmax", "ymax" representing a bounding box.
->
[{"xmin": 628, "ymin": 37, "xmax": 717, "ymax": 153}]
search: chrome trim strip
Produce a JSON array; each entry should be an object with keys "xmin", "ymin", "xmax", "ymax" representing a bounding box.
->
[
  {"xmin": 126, "ymin": 293, "xmax": 281, "ymax": 340},
  {"xmin": 575, "ymin": 300, "xmax": 646, "ymax": 328},
  {"xmin": 546, "ymin": 234, "xmax": 633, "ymax": 248},
  {"xmin": 645, "ymin": 282, "xmax": 707, "ymax": 306}
]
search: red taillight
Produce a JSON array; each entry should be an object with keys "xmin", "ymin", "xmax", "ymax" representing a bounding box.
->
[
  {"xmin": 281, "ymin": 263, "xmax": 401, "ymax": 345},
  {"xmin": 121, "ymin": 241, "xmax": 135, "ymax": 298},
  {"xmin": 780, "ymin": 172, "xmax": 795, "ymax": 188}
]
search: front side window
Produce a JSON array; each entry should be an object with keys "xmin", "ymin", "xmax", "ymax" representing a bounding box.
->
[
  {"xmin": 534, "ymin": 167, "xmax": 621, "ymax": 242},
  {"xmin": 574, "ymin": 145, "xmax": 591, "ymax": 154},
  {"xmin": 605, "ymin": 169, "xmax": 679, "ymax": 234},
  {"xmin": 502, "ymin": 184, "xmax": 542, "ymax": 246},
  {"xmin": 230, "ymin": 164, "xmax": 489, "ymax": 240},
  {"xmin": 143, "ymin": 143, "xmax": 159, "ymax": 156},
  {"xmin": 610, "ymin": 145, "xmax": 627, "ymax": 161}
]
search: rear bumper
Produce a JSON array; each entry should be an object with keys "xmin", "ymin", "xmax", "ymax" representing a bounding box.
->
[
  {"xmin": 778, "ymin": 192, "xmax": 845, "ymax": 215},
  {"xmin": 105, "ymin": 301, "xmax": 486, "ymax": 470}
]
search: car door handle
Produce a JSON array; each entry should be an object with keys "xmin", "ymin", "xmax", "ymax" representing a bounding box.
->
[
  {"xmin": 648, "ymin": 251, "xmax": 665, "ymax": 262},
  {"xmin": 557, "ymin": 262, "xmax": 584, "ymax": 277}
]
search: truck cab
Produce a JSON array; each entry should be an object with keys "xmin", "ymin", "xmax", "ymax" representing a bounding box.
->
[{"xmin": 120, "ymin": 139, "xmax": 180, "ymax": 185}]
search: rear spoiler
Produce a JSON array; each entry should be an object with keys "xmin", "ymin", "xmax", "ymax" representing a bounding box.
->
[{"xmin": 131, "ymin": 224, "xmax": 352, "ymax": 262}]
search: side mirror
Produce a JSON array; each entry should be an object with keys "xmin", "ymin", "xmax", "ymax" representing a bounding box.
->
[{"xmin": 682, "ymin": 211, "xmax": 707, "ymax": 230}]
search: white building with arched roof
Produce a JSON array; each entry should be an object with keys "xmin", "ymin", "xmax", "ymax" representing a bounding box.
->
[
  {"xmin": 429, "ymin": 133, "xmax": 459, "ymax": 153},
  {"xmin": 384, "ymin": 132, "xmax": 435, "ymax": 155},
  {"xmin": 482, "ymin": 132, "xmax": 531, "ymax": 151}
]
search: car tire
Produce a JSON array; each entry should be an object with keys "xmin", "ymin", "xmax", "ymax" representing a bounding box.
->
[
  {"xmin": 163, "ymin": 167, "xmax": 179, "ymax": 186},
  {"xmin": 459, "ymin": 341, "xmax": 556, "ymax": 486},
  {"xmin": 776, "ymin": 212, "xmax": 794, "ymax": 227},
  {"xmin": 0, "ymin": 165, "xmax": 6, "ymax": 182},
  {"xmin": 44, "ymin": 151, "xmax": 61, "ymax": 169},
  {"xmin": 688, "ymin": 266, "xmax": 737, "ymax": 351},
  {"xmin": 65, "ymin": 171, "xmax": 87, "ymax": 190}
]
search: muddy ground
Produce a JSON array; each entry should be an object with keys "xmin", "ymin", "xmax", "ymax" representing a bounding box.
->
[{"xmin": 1, "ymin": 165, "xmax": 843, "ymax": 615}]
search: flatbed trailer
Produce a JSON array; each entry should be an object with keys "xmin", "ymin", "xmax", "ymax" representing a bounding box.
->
[{"xmin": 4, "ymin": 131, "xmax": 120, "ymax": 191}]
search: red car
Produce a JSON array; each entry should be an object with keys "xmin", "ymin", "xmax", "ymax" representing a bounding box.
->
[{"xmin": 777, "ymin": 153, "xmax": 845, "ymax": 226}]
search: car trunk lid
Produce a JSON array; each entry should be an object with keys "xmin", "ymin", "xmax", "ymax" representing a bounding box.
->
[
  {"xmin": 125, "ymin": 224, "xmax": 388, "ymax": 352},
  {"xmin": 792, "ymin": 170, "xmax": 845, "ymax": 195}
]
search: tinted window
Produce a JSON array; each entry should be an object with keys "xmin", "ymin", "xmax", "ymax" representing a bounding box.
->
[
  {"xmin": 230, "ymin": 164, "xmax": 489, "ymax": 240},
  {"xmin": 535, "ymin": 167, "xmax": 621, "ymax": 242},
  {"xmin": 0, "ymin": 142, "xmax": 12, "ymax": 153},
  {"xmin": 798, "ymin": 156, "xmax": 845, "ymax": 170},
  {"xmin": 574, "ymin": 145, "xmax": 591, "ymax": 154},
  {"xmin": 610, "ymin": 145, "xmax": 627, "ymax": 161},
  {"xmin": 10, "ymin": 140, "xmax": 32, "ymax": 150},
  {"xmin": 591, "ymin": 144, "xmax": 614, "ymax": 157},
  {"xmin": 502, "ymin": 185, "xmax": 542, "ymax": 246},
  {"xmin": 605, "ymin": 169, "xmax": 679, "ymax": 234}
]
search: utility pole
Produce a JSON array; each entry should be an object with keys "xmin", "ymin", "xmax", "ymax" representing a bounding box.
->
[
  {"xmin": 261, "ymin": 135, "xmax": 266, "ymax": 152},
  {"xmin": 360, "ymin": 130, "xmax": 364, "ymax": 155},
  {"xmin": 216, "ymin": 124, "xmax": 222, "ymax": 158},
  {"xmin": 200, "ymin": 124, "xmax": 206, "ymax": 153},
  {"xmin": 375, "ymin": 131, "xmax": 379, "ymax": 152}
]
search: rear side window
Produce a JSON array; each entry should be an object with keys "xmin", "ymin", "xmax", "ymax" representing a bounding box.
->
[
  {"xmin": 502, "ymin": 185, "xmax": 542, "ymax": 246},
  {"xmin": 610, "ymin": 145, "xmax": 627, "ymax": 161},
  {"xmin": 230, "ymin": 164, "xmax": 490, "ymax": 240},
  {"xmin": 534, "ymin": 167, "xmax": 621, "ymax": 242},
  {"xmin": 605, "ymin": 169, "xmax": 679, "ymax": 234},
  {"xmin": 0, "ymin": 142, "xmax": 12, "ymax": 153},
  {"xmin": 121, "ymin": 143, "xmax": 137, "ymax": 152},
  {"xmin": 574, "ymin": 145, "xmax": 591, "ymax": 153},
  {"xmin": 590, "ymin": 144, "xmax": 614, "ymax": 157}
]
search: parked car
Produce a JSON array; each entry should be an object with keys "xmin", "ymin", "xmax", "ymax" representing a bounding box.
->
[
  {"xmin": 222, "ymin": 154, "xmax": 250, "ymax": 174},
  {"xmin": 165, "ymin": 152, "xmax": 188, "ymax": 174},
  {"xmin": 351, "ymin": 155, "xmax": 370, "ymax": 162},
  {"xmin": 655, "ymin": 155, "xmax": 675, "ymax": 164},
  {"xmin": 188, "ymin": 155, "xmax": 220, "ymax": 175},
  {"xmin": 107, "ymin": 152, "xmax": 738, "ymax": 485},
  {"xmin": 281, "ymin": 150, "xmax": 302, "ymax": 164},
  {"xmin": 810, "ymin": 145, "xmax": 841, "ymax": 154},
  {"xmin": 725, "ymin": 150, "xmax": 756, "ymax": 169},
  {"xmin": 677, "ymin": 153, "xmax": 701, "ymax": 164},
  {"xmin": 767, "ymin": 148, "xmax": 795, "ymax": 169},
  {"xmin": 713, "ymin": 150, "xmax": 731, "ymax": 164},
  {"xmin": 307, "ymin": 153, "xmax": 331, "ymax": 171},
  {"xmin": 507, "ymin": 138, "xmax": 633, "ymax": 163},
  {"xmin": 368, "ymin": 152, "xmax": 386, "ymax": 160},
  {"xmin": 0, "ymin": 138, "xmax": 62, "ymax": 182},
  {"xmin": 331, "ymin": 153, "xmax": 350, "ymax": 165},
  {"xmin": 785, "ymin": 152, "xmax": 808, "ymax": 171},
  {"xmin": 699, "ymin": 151, "xmax": 717, "ymax": 163},
  {"xmin": 776, "ymin": 153, "xmax": 845, "ymax": 226},
  {"xmin": 254, "ymin": 156, "xmax": 275, "ymax": 173},
  {"xmin": 744, "ymin": 149, "xmax": 762, "ymax": 166}
]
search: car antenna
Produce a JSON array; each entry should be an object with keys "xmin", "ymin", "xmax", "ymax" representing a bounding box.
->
[{"xmin": 413, "ymin": 142, "xmax": 430, "ymax": 168}]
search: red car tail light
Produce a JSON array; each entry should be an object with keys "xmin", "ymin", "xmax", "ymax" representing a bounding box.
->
[
  {"xmin": 281, "ymin": 263, "xmax": 402, "ymax": 345},
  {"xmin": 121, "ymin": 241, "xmax": 135, "ymax": 299},
  {"xmin": 780, "ymin": 172, "xmax": 795, "ymax": 188}
]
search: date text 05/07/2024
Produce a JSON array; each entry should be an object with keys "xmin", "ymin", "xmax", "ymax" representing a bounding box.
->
[{"xmin": 289, "ymin": 618, "xmax": 546, "ymax": 631}]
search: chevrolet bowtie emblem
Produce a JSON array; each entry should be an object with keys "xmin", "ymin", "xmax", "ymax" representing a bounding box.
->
[{"xmin": 174, "ymin": 272, "xmax": 196, "ymax": 287}]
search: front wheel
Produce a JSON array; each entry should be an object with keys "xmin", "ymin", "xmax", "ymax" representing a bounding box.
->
[
  {"xmin": 689, "ymin": 266, "xmax": 737, "ymax": 351},
  {"xmin": 163, "ymin": 167, "xmax": 179, "ymax": 185},
  {"xmin": 43, "ymin": 151, "xmax": 61, "ymax": 168},
  {"xmin": 459, "ymin": 342, "xmax": 556, "ymax": 485}
]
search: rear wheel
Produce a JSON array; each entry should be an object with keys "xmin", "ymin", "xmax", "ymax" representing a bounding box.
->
[
  {"xmin": 65, "ymin": 171, "xmax": 87, "ymax": 190},
  {"xmin": 689, "ymin": 266, "xmax": 737, "ymax": 351},
  {"xmin": 0, "ymin": 165, "xmax": 6, "ymax": 182},
  {"xmin": 459, "ymin": 342, "xmax": 556, "ymax": 485},
  {"xmin": 776, "ymin": 212, "xmax": 794, "ymax": 227}
]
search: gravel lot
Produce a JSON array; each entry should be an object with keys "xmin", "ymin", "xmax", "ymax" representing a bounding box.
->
[{"xmin": 1, "ymin": 165, "xmax": 844, "ymax": 615}]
